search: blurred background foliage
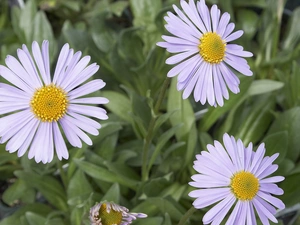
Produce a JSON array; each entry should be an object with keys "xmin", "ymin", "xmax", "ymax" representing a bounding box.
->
[{"xmin": 0, "ymin": 0, "xmax": 300, "ymax": 224}]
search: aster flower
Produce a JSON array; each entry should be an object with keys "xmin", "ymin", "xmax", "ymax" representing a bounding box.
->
[
  {"xmin": 189, "ymin": 133, "xmax": 285, "ymax": 225},
  {"xmin": 157, "ymin": 0, "xmax": 253, "ymax": 106},
  {"xmin": 0, "ymin": 40, "xmax": 108, "ymax": 163},
  {"xmin": 89, "ymin": 201, "xmax": 147, "ymax": 225}
]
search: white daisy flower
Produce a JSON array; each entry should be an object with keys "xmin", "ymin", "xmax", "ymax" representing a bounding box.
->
[
  {"xmin": 89, "ymin": 201, "xmax": 147, "ymax": 225},
  {"xmin": 0, "ymin": 40, "xmax": 108, "ymax": 163},
  {"xmin": 189, "ymin": 133, "xmax": 285, "ymax": 225},
  {"xmin": 157, "ymin": 0, "xmax": 253, "ymax": 106}
]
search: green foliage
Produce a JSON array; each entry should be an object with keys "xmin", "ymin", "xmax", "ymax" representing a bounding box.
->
[{"xmin": 0, "ymin": 0, "xmax": 300, "ymax": 224}]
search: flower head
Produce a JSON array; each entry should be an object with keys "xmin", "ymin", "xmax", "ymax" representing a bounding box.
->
[
  {"xmin": 189, "ymin": 133, "xmax": 285, "ymax": 225},
  {"xmin": 0, "ymin": 40, "xmax": 108, "ymax": 163},
  {"xmin": 157, "ymin": 0, "xmax": 253, "ymax": 106},
  {"xmin": 89, "ymin": 201, "xmax": 147, "ymax": 225}
]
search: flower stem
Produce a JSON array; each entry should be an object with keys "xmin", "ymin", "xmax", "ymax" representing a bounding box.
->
[
  {"xmin": 177, "ymin": 206, "xmax": 197, "ymax": 225},
  {"xmin": 141, "ymin": 78, "xmax": 170, "ymax": 181}
]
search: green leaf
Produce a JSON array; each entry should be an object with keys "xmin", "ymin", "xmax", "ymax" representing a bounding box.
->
[
  {"xmin": 0, "ymin": 203, "xmax": 52, "ymax": 225},
  {"xmin": 162, "ymin": 213, "xmax": 172, "ymax": 225},
  {"xmin": 167, "ymin": 78, "xmax": 195, "ymax": 140},
  {"xmin": 70, "ymin": 207, "xmax": 84, "ymax": 225},
  {"xmin": 268, "ymin": 107, "xmax": 300, "ymax": 160},
  {"xmin": 74, "ymin": 159, "xmax": 138, "ymax": 190},
  {"xmin": 32, "ymin": 11, "xmax": 56, "ymax": 59},
  {"xmin": 183, "ymin": 124, "xmax": 197, "ymax": 168},
  {"xmin": 67, "ymin": 170, "xmax": 93, "ymax": 200},
  {"xmin": 262, "ymin": 131, "xmax": 288, "ymax": 163},
  {"xmin": 109, "ymin": 1, "xmax": 129, "ymax": 17},
  {"xmin": 235, "ymin": 95, "xmax": 275, "ymax": 145},
  {"xmin": 15, "ymin": 171, "xmax": 68, "ymax": 211},
  {"xmin": 25, "ymin": 212, "xmax": 46, "ymax": 225},
  {"xmin": 283, "ymin": 7, "xmax": 300, "ymax": 50},
  {"xmin": 3, "ymin": 179, "xmax": 29, "ymax": 205},
  {"xmin": 129, "ymin": 0, "xmax": 162, "ymax": 51},
  {"xmin": 19, "ymin": 0, "xmax": 37, "ymax": 44},
  {"xmin": 134, "ymin": 217, "xmax": 163, "ymax": 225},
  {"xmin": 248, "ymin": 79, "xmax": 284, "ymax": 96},
  {"xmin": 101, "ymin": 183, "xmax": 120, "ymax": 203},
  {"xmin": 101, "ymin": 91, "xmax": 131, "ymax": 122},
  {"xmin": 237, "ymin": 9, "xmax": 259, "ymax": 39},
  {"xmin": 280, "ymin": 173, "xmax": 300, "ymax": 207},
  {"xmin": 148, "ymin": 124, "xmax": 183, "ymax": 171},
  {"xmin": 147, "ymin": 197, "xmax": 184, "ymax": 221}
]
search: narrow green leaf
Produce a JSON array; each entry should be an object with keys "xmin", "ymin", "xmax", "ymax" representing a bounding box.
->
[
  {"xmin": 101, "ymin": 183, "xmax": 120, "ymax": 203},
  {"xmin": 15, "ymin": 171, "xmax": 68, "ymax": 211},
  {"xmin": 248, "ymin": 79, "xmax": 284, "ymax": 96},
  {"xmin": 263, "ymin": 131, "xmax": 288, "ymax": 163},
  {"xmin": 101, "ymin": 91, "xmax": 131, "ymax": 122},
  {"xmin": 74, "ymin": 159, "xmax": 138, "ymax": 190},
  {"xmin": 268, "ymin": 107, "xmax": 300, "ymax": 160},
  {"xmin": 25, "ymin": 212, "xmax": 46, "ymax": 225},
  {"xmin": 167, "ymin": 78, "xmax": 195, "ymax": 140}
]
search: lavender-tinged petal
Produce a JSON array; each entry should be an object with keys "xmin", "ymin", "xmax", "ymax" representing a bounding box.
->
[
  {"xmin": 63, "ymin": 115, "xmax": 99, "ymax": 136},
  {"xmin": 253, "ymin": 197, "xmax": 278, "ymax": 223},
  {"xmin": 32, "ymin": 41, "xmax": 50, "ymax": 85},
  {"xmin": 5, "ymin": 118, "xmax": 36, "ymax": 153},
  {"xmin": 225, "ymin": 30, "xmax": 244, "ymax": 42},
  {"xmin": 68, "ymin": 111, "xmax": 101, "ymax": 129},
  {"xmin": 53, "ymin": 121, "xmax": 69, "ymax": 160},
  {"xmin": 217, "ymin": 13, "xmax": 230, "ymax": 37},
  {"xmin": 18, "ymin": 46, "xmax": 43, "ymax": 86},
  {"xmin": 258, "ymin": 165, "xmax": 279, "ymax": 180},
  {"xmin": 5, "ymin": 55, "xmax": 38, "ymax": 89},
  {"xmin": 17, "ymin": 119, "xmax": 39, "ymax": 157},
  {"xmin": 60, "ymin": 55, "xmax": 91, "ymax": 89},
  {"xmin": 197, "ymin": 0, "xmax": 212, "ymax": 32},
  {"xmin": 166, "ymin": 50, "xmax": 198, "ymax": 65},
  {"xmin": 225, "ymin": 201, "xmax": 242, "ymax": 225},
  {"xmin": 70, "ymin": 97, "xmax": 109, "ymax": 105},
  {"xmin": 53, "ymin": 43, "xmax": 70, "ymax": 84},
  {"xmin": 68, "ymin": 79, "xmax": 106, "ymax": 100},
  {"xmin": 0, "ymin": 66, "xmax": 33, "ymax": 94},
  {"xmin": 202, "ymin": 194, "xmax": 235, "ymax": 224},
  {"xmin": 59, "ymin": 118, "xmax": 82, "ymax": 148},
  {"xmin": 64, "ymin": 63, "xmax": 100, "ymax": 92},
  {"xmin": 56, "ymin": 51, "xmax": 81, "ymax": 86},
  {"xmin": 223, "ymin": 23, "xmax": 235, "ymax": 39},
  {"xmin": 257, "ymin": 191, "xmax": 285, "ymax": 209},
  {"xmin": 68, "ymin": 104, "xmax": 108, "ymax": 120}
]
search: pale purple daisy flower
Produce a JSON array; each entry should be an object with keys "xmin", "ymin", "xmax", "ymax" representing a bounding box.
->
[
  {"xmin": 89, "ymin": 201, "xmax": 147, "ymax": 225},
  {"xmin": 189, "ymin": 133, "xmax": 285, "ymax": 225},
  {"xmin": 157, "ymin": 0, "xmax": 253, "ymax": 106},
  {"xmin": 0, "ymin": 40, "xmax": 108, "ymax": 163}
]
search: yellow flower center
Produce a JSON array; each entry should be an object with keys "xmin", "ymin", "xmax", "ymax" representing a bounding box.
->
[
  {"xmin": 30, "ymin": 84, "xmax": 68, "ymax": 122},
  {"xmin": 98, "ymin": 203, "xmax": 123, "ymax": 225},
  {"xmin": 230, "ymin": 171, "xmax": 259, "ymax": 201},
  {"xmin": 199, "ymin": 32, "xmax": 226, "ymax": 64}
]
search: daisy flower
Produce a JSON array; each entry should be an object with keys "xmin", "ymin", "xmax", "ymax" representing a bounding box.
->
[
  {"xmin": 0, "ymin": 40, "xmax": 108, "ymax": 163},
  {"xmin": 189, "ymin": 133, "xmax": 285, "ymax": 225},
  {"xmin": 89, "ymin": 201, "xmax": 147, "ymax": 225},
  {"xmin": 157, "ymin": 0, "xmax": 253, "ymax": 106}
]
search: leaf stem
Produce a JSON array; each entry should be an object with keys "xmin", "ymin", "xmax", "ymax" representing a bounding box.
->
[
  {"xmin": 141, "ymin": 78, "xmax": 170, "ymax": 181},
  {"xmin": 177, "ymin": 206, "xmax": 197, "ymax": 225}
]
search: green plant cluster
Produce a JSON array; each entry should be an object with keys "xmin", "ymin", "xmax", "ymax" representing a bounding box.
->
[{"xmin": 0, "ymin": 0, "xmax": 300, "ymax": 224}]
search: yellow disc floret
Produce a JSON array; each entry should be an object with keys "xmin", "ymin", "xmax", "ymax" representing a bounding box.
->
[
  {"xmin": 98, "ymin": 203, "xmax": 123, "ymax": 225},
  {"xmin": 30, "ymin": 84, "xmax": 68, "ymax": 122},
  {"xmin": 230, "ymin": 171, "xmax": 259, "ymax": 201},
  {"xmin": 199, "ymin": 32, "xmax": 226, "ymax": 64}
]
